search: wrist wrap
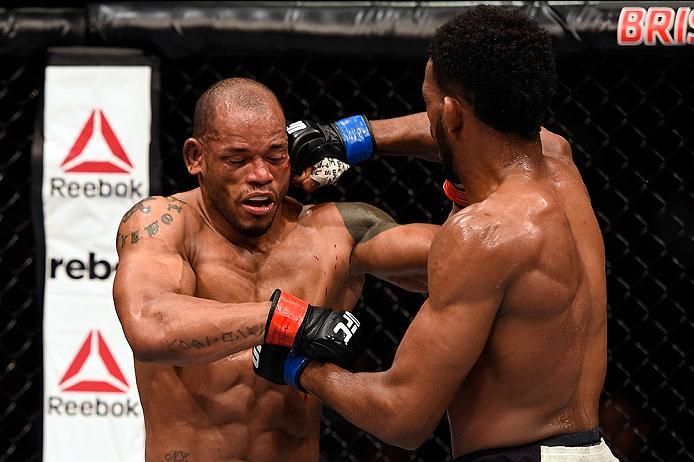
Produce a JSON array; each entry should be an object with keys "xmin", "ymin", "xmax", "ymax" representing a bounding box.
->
[
  {"xmin": 284, "ymin": 353, "xmax": 312, "ymax": 393},
  {"xmin": 265, "ymin": 290, "xmax": 310, "ymax": 347},
  {"xmin": 443, "ymin": 179, "xmax": 469, "ymax": 207},
  {"xmin": 333, "ymin": 115, "xmax": 374, "ymax": 165}
]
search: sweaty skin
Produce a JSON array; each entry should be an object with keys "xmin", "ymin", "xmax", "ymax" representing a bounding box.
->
[
  {"xmin": 300, "ymin": 68, "xmax": 607, "ymax": 454},
  {"xmin": 113, "ymin": 79, "xmax": 437, "ymax": 462}
]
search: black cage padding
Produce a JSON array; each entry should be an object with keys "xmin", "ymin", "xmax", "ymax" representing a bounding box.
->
[{"xmin": 0, "ymin": 3, "xmax": 692, "ymax": 462}]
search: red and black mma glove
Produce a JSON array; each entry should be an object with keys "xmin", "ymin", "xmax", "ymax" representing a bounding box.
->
[
  {"xmin": 264, "ymin": 289, "xmax": 366, "ymax": 367},
  {"xmin": 286, "ymin": 116, "xmax": 375, "ymax": 185},
  {"xmin": 256, "ymin": 289, "xmax": 366, "ymax": 391}
]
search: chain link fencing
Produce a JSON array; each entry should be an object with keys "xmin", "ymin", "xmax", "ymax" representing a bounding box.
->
[
  {"xmin": 1, "ymin": 52, "xmax": 692, "ymax": 461},
  {"xmin": 1, "ymin": 59, "xmax": 43, "ymax": 462}
]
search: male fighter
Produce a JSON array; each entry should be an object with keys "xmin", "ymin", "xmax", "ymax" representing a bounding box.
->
[
  {"xmin": 259, "ymin": 6, "xmax": 619, "ymax": 461},
  {"xmin": 112, "ymin": 77, "xmax": 437, "ymax": 461}
]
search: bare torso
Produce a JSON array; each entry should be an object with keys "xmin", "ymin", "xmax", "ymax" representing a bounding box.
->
[
  {"xmin": 448, "ymin": 132, "xmax": 607, "ymax": 454},
  {"xmin": 139, "ymin": 190, "xmax": 363, "ymax": 462}
]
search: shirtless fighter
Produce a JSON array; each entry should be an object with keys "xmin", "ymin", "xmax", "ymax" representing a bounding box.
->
[
  {"xmin": 258, "ymin": 6, "xmax": 619, "ymax": 461},
  {"xmin": 112, "ymin": 78, "xmax": 437, "ymax": 461}
]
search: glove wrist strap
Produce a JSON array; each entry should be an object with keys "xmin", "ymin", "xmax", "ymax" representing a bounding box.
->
[
  {"xmin": 266, "ymin": 290, "xmax": 310, "ymax": 347},
  {"xmin": 334, "ymin": 115, "xmax": 374, "ymax": 165},
  {"xmin": 284, "ymin": 354, "xmax": 311, "ymax": 393},
  {"xmin": 443, "ymin": 179, "xmax": 469, "ymax": 207}
]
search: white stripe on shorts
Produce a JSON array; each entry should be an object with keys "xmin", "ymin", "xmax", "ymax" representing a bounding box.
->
[{"xmin": 540, "ymin": 439, "xmax": 620, "ymax": 461}]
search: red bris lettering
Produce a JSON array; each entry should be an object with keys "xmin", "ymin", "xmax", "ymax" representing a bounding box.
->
[{"xmin": 618, "ymin": 7, "xmax": 694, "ymax": 46}]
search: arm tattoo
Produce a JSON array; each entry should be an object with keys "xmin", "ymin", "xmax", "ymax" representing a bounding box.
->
[
  {"xmin": 119, "ymin": 195, "xmax": 185, "ymax": 248},
  {"xmin": 164, "ymin": 450, "xmax": 190, "ymax": 461},
  {"xmin": 121, "ymin": 196, "xmax": 153, "ymax": 223},
  {"xmin": 144, "ymin": 220, "xmax": 160, "ymax": 238},
  {"xmin": 167, "ymin": 323, "xmax": 266, "ymax": 352},
  {"xmin": 335, "ymin": 202, "xmax": 398, "ymax": 243}
]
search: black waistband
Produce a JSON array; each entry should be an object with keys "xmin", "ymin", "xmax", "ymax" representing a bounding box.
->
[
  {"xmin": 453, "ymin": 428, "xmax": 602, "ymax": 462},
  {"xmin": 539, "ymin": 428, "xmax": 601, "ymax": 447}
]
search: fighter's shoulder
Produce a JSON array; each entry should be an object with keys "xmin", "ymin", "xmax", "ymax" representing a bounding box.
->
[
  {"xmin": 116, "ymin": 194, "xmax": 191, "ymax": 253},
  {"xmin": 304, "ymin": 201, "xmax": 398, "ymax": 244},
  {"xmin": 435, "ymin": 201, "xmax": 540, "ymax": 265},
  {"xmin": 119, "ymin": 194, "xmax": 190, "ymax": 227}
]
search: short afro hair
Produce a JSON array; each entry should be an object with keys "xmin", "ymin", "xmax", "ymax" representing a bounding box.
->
[{"xmin": 429, "ymin": 5, "xmax": 556, "ymax": 139}]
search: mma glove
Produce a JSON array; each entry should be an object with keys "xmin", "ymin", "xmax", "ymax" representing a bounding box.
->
[
  {"xmin": 443, "ymin": 179, "xmax": 470, "ymax": 207},
  {"xmin": 264, "ymin": 289, "xmax": 366, "ymax": 369},
  {"xmin": 252, "ymin": 344, "xmax": 311, "ymax": 392},
  {"xmin": 286, "ymin": 115, "xmax": 375, "ymax": 185}
]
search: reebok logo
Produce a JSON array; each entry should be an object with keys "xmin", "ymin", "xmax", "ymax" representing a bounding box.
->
[
  {"xmin": 252, "ymin": 345, "xmax": 261, "ymax": 368},
  {"xmin": 286, "ymin": 120, "xmax": 308, "ymax": 134},
  {"xmin": 49, "ymin": 109, "xmax": 144, "ymax": 199},
  {"xmin": 59, "ymin": 330, "xmax": 128, "ymax": 393},
  {"xmin": 49, "ymin": 177, "xmax": 143, "ymax": 199},
  {"xmin": 49, "ymin": 252, "xmax": 118, "ymax": 280},
  {"xmin": 47, "ymin": 396, "xmax": 140, "ymax": 418},
  {"xmin": 61, "ymin": 109, "xmax": 133, "ymax": 174},
  {"xmin": 47, "ymin": 330, "xmax": 141, "ymax": 418}
]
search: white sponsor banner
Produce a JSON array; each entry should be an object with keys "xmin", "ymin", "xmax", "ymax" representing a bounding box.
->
[{"xmin": 42, "ymin": 65, "xmax": 151, "ymax": 462}]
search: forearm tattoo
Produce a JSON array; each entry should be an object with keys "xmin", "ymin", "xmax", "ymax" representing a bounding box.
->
[
  {"xmin": 164, "ymin": 450, "xmax": 190, "ymax": 461},
  {"xmin": 118, "ymin": 196, "xmax": 186, "ymax": 248},
  {"xmin": 167, "ymin": 323, "xmax": 266, "ymax": 352}
]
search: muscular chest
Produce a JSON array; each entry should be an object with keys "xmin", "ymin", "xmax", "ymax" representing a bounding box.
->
[{"xmin": 190, "ymin": 225, "xmax": 357, "ymax": 307}]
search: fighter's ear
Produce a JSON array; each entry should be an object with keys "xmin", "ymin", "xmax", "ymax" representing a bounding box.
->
[
  {"xmin": 442, "ymin": 96, "xmax": 464, "ymax": 134},
  {"xmin": 183, "ymin": 138, "xmax": 204, "ymax": 175}
]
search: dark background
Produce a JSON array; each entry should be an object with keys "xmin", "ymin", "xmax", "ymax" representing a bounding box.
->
[{"xmin": 1, "ymin": 3, "xmax": 693, "ymax": 461}]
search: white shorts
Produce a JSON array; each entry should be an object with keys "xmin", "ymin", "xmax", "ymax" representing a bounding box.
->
[
  {"xmin": 541, "ymin": 439, "xmax": 619, "ymax": 461},
  {"xmin": 454, "ymin": 429, "xmax": 620, "ymax": 461}
]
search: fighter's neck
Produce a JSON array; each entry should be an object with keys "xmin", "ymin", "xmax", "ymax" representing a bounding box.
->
[{"xmin": 455, "ymin": 132, "xmax": 543, "ymax": 203}]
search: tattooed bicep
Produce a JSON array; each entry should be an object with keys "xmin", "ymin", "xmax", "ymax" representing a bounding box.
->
[
  {"xmin": 335, "ymin": 202, "xmax": 398, "ymax": 244},
  {"xmin": 116, "ymin": 195, "xmax": 187, "ymax": 251}
]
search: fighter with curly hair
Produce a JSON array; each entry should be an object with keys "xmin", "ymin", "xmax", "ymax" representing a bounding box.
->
[{"xmin": 259, "ymin": 5, "xmax": 619, "ymax": 461}]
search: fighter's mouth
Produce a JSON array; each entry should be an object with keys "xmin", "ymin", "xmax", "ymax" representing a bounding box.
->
[
  {"xmin": 243, "ymin": 196, "xmax": 273, "ymax": 207},
  {"xmin": 241, "ymin": 193, "xmax": 275, "ymax": 216}
]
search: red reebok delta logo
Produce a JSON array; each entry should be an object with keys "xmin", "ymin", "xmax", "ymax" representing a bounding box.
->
[
  {"xmin": 60, "ymin": 109, "xmax": 134, "ymax": 174},
  {"xmin": 58, "ymin": 330, "xmax": 129, "ymax": 393}
]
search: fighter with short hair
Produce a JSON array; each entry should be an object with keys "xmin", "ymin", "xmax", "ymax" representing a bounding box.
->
[
  {"xmin": 113, "ymin": 77, "xmax": 438, "ymax": 461},
  {"xmin": 259, "ymin": 6, "xmax": 619, "ymax": 461}
]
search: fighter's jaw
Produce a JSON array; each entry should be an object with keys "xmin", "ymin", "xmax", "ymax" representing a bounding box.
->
[{"xmin": 228, "ymin": 203, "xmax": 282, "ymax": 238}]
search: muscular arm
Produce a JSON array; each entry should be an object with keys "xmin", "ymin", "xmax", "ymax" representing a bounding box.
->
[
  {"xmin": 337, "ymin": 202, "xmax": 438, "ymax": 293},
  {"xmin": 113, "ymin": 196, "xmax": 269, "ymax": 367},
  {"xmin": 295, "ymin": 115, "xmax": 570, "ymax": 182},
  {"xmin": 371, "ymin": 112, "xmax": 439, "ymax": 162},
  {"xmin": 370, "ymin": 115, "xmax": 570, "ymax": 166},
  {"xmin": 302, "ymin": 208, "xmax": 520, "ymax": 448}
]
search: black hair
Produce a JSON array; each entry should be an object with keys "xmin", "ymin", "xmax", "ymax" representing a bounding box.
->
[
  {"xmin": 429, "ymin": 5, "xmax": 556, "ymax": 139},
  {"xmin": 193, "ymin": 77, "xmax": 283, "ymax": 138}
]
